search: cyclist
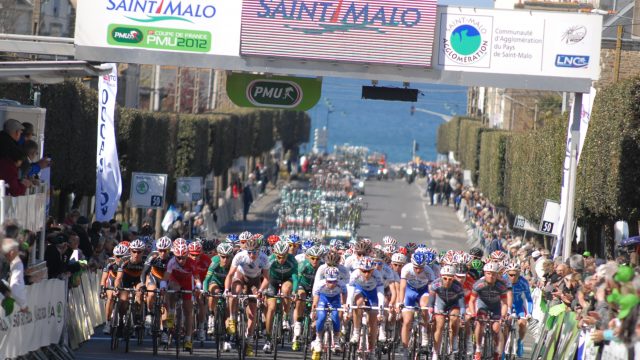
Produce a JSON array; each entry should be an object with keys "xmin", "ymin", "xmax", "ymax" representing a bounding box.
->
[
  {"xmin": 263, "ymin": 240, "xmax": 298, "ymax": 353},
  {"xmin": 503, "ymin": 263, "xmax": 532, "ymax": 357},
  {"xmin": 427, "ymin": 264, "xmax": 466, "ymax": 360},
  {"xmin": 373, "ymin": 249, "xmax": 398, "ymax": 342},
  {"xmin": 188, "ymin": 241, "xmax": 211, "ymax": 342},
  {"xmin": 469, "ymin": 247, "xmax": 484, "ymax": 261},
  {"xmin": 224, "ymin": 237, "xmax": 270, "ymax": 356},
  {"xmin": 163, "ymin": 238, "xmax": 202, "ymax": 352},
  {"xmin": 287, "ymin": 233, "xmax": 302, "ymax": 256},
  {"xmin": 467, "ymin": 261, "xmax": 511, "ymax": 360},
  {"xmin": 113, "ymin": 239, "xmax": 146, "ymax": 328},
  {"xmin": 101, "ymin": 243, "xmax": 129, "ymax": 335},
  {"xmin": 398, "ymin": 252, "xmax": 436, "ymax": 357},
  {"xmin": 203, "ymin": 242, "xmax": 234, "ymax": 351},
  {"xmin": 344, "ymin": 241, "xmax": 370, "ymax": 272},
  {"xmin": 390, "ymin": 253, "xmax": 407, "ymax": 276},
  {"xmin": 141, "ymin": 236, "xmax": 172, "ymax": 343},
  {"xmin": 346, "ymin": 257, "xmax": 385, "ymax": 350},
  {"xmin": 310, "ymin": 267, "xmax": 347, "ymax": 360},
  {"xmin": 238, "ymin": 231, "xmax": 253, "ymax": 251},
  {"xmin": 291, "ymin": 245, "xmax": 323, "ymax": 351},
  {"xmin": 297, "ymin": 238, "xmax": 316, "ymax": 263}
]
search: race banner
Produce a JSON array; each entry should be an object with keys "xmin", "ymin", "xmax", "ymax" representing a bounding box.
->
[
  {"xmin": 0, "ymin": 279, "xmax": 67, "ymax": 357},
  {"xmin": 95, "ymin": 63, "xmax": 122, "ymax": 221}
]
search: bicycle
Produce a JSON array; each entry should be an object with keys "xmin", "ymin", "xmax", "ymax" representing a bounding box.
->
[
  {"xmin": 403, "ymin": 305, "xmax": 430, "ymax": 360},
  {"xmin": 230, "ymin": 294, "xmax": 259, "ymax": 360},
  {"xmin": 165, "ymin": 289, "xmax": 195, "ymax": 358},
  {"xmin": 503, "ymin": 313, "xmax": 520, "ymax": 360},
  {"xmin": 266, "ymin": 291, "xmax": 294, "ymax": 358},
  {"xmin": 472, "ymin": 312, "xmax": 502, "ymax": 360},
  {"xmin": 106, "ymin": 289, "xmax": 121, "ymax": 351},
  {"xmin": 314, "ymin": 304, "xmax": 345, "ymax": 360},
  {"xmin": 118, "ymin": 287, "xmax": 142, "ymax": 353},
  {"xmin": 432, "ymin": 311, "xmax": 464, "ymax": 360},
  {"xmin": 144, "ymin": 288, "xmax": 165, "ymax": 356},
  {"xmin": 376, "ymin": 308, "xmax": 400, "ymax": 360},
  {"xmin": 207, "ymin": 292, "xmax": 229, "ymax": 358},
  {"xmin": 347, "ymin": 305, "xmax": 382, "ymax": 360}
]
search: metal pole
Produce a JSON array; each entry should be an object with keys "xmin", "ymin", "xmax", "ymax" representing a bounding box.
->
[
  {"xmin": 613, "ymin": 25, "xmax": 623, "ymax": 83},
  {"xmin": 562, "ymin": 92, "xmax": 583, "ymax": 260}
]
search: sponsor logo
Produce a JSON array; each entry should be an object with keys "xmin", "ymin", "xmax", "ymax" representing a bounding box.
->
[
  {"xmin": 442, "ymin": 16, "xmax": 489, "ymax": 65},
  {"xmin": 247, "ymin": 80, "xmax": 302, "ymax": 108},
  {"xmin": 106, "ymin": 0, "xmax": 217, "ymax": 23},
  {"xmin": 256, "ymin": 0, "xmax": 422, "ymax": 35},
  {"xmin": 555, "ymin": 54, "xmax": 589, "ymax": 68},
  {"xmin": 136, "ymin": 180, "xmax": 150, "ymax": 194},
  {"xmin": 110, "ymin": 27, "xmax": 144, "ymax": 43},
  {"xmin": 562, "ymin": 25, "xmax": 587, "ymax": 45},
  {"xmin": 179, "ymin": 182, "xmax": 191, "ymax": 194}
]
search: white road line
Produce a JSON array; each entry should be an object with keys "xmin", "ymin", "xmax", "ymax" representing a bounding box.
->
[
  {"xmin": 371, "ymin": 224, "xmax": 381, "ymax": 228},
  {"xmin": 390, "ymin": 225, "xmax": 403, "ymax": 230},
  {"xmin": 412, "ymin": 227, "xmax": 425, "ymax": 232},
  {"xmin": 422, "ymin": 202, "xmax": 432, "ymax": 231}
]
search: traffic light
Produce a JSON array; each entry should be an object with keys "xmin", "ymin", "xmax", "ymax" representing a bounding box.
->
[{"xmin": 410, "ymin": 105, "xmax": 415, "ymax": 115}]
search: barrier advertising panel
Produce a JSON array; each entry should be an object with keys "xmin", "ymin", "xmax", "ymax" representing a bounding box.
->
[
  {"xmin": 240, "ymin": 0, "xmax": 438, "ymax": 67},
  {"xmin": 436, "ymin": 7, "xmax": 601, "ymax": 80},
  {"xmin": 75, "ymin": 0, "xmax": 242, "ymax": 56}
]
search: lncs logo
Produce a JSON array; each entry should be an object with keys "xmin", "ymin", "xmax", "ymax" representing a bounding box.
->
[
  {"xmin": 442, "ymin": 17, "xmax": 489, "ymax": 65},
  {"xmin": 555, "ymin": 55, "xmax": 589, "ymax": 68}
]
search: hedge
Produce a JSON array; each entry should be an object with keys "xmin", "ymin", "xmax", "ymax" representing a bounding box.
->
[
  {"xmin": 456, "ymin": 118, "xmax": 483, "ymax": 183},
  {"xmin": 0, "ymin": 81, "xmax": 310, "ymax": 201},
  {"xmin": 478, "ymin": 130, "xmax": 510, "ymax": 206}
]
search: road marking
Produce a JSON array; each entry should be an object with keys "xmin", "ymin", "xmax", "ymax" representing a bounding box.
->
[
  {"xmin": 422, "ymin": 202, "xmax": 432, "ymax": 231},
  {"xmin": 390, "ymin": 225, "xmax": 403, "ymax": 230},
  {"xmin": 401, "ymin": 213, "xmax": 407, "ymax": 218},
  {"xmin": 371, "ymin": 224, "xmax": 381, "ymax": 228},
  {"xmin": 412, "ymin": 227, "xmax": 425, "ymax": 232}
]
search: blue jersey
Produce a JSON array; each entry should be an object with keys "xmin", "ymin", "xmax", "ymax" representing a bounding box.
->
[{"xmin": 503, "ymin": 274, "xmax": 533, "ymax": 315}]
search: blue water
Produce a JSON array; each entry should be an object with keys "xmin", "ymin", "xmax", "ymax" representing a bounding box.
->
[{"xmin": 307, "ymin": 77, "xmax": 468, "ymax": 163}]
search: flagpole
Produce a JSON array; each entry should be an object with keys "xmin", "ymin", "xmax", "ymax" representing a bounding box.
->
[{"xmin": 562, "ymin": 92, "xmax": 583, "ymax": 260}]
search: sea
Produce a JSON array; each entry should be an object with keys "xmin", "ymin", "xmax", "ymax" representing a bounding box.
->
[{"xmin": 307, "ymin": 77, "xmax": 468, "ymax": 164}]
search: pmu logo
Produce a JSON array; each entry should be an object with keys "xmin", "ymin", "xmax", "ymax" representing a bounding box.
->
[
  {"xmin": 111, "ymin": 27, "xmax": 143, "ymax": 43},
  {"xmin": 442, "ymin": 17, "xmax": 489, "ymax": 65},
  {"xmin": 106, "ymin": 0, "xmax": 216, "ymax": 24},
  {"xmin": 555, "ymin": 55, "xmax": 589, "ymax": 68},
  {"xmin": 247, "ymin": 80, "xmax": 302, "ymax": 108}
]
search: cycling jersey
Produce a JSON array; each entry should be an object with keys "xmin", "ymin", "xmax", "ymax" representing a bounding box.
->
[
  {"xmin": 503, "ymin": 274, "xmax": 533, "ymax": 316},
  {"xmin": 103, "ymin": 258, "xmax": 119, "ymax": 287},
  {"xmin": 203, "ymin": 255, "xmax": 229, "ymax": 289},
  {"xmin": 267, "ymin": 253, "xmax": 299, "ymax": 291},
  {"xmin": 472, "ymin": 277, "xmax": 511, "ymax": 316},
  {"xmin": 118, "ymin": 256, "xmax": 146, "ymax": 287},
  {"xmin": 297, "ymin": 259, "xmax": 318, "ymax": 291},
  {"xmin": 400, "ymin": 263, "xmax": 435, "ymax": 290},
  {"xmin": 461, "ymin": 275, "xmax": 476, "ymax": 305},
  {"xmin": 231, "ymin": 250, "xmax": 270, "ymax": 278},
  {"xmin": 141, "ymin": 252, "xmax": 171, "ymax": 285},
  {"xmin": 347, "ymin": 269, "xmax": 385, "ymax": 307},
  {"xmin": 428, "ymin": 278, "xmax": 466, "ymax": 314},
  {"xmin": 193, "ymin": 255, "xmax": 211, "ymax": 283},
  {"xmin": 315, "ymin": 263, "xmax": 350, "ymax": 285},
  {"xmin": 343, "ymin": 255, "xmax": 363, "ymax": 272},
  {"xmin": 313, "ymin": 279, "xmax": 346, "ymax": 334},
  {"xmin": 295, "ymin": 253, "xmax": 306, "ymax": 264},
  {"xmin": 378, "ymin": 263, "xmax": 398, "ymax": 287},
  {"xmin": 167, "ymin": 257, "xmax": 197, "ymax": 288},
  {"xmin": 313, "ymin": 278, "xmax": 347, "ymax": 299}
]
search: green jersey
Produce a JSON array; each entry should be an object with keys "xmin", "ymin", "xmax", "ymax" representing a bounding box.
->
[
  {"xmin": 268, "ymin": 253, "xmax": 299, "ymax": 290},
  {"xmin": 297, "ymin": 259, "xmax": 319, "ymax": 291},
  {"xmin": 203, "ymin": 255, "xmax": 229, "ymax": 290}
]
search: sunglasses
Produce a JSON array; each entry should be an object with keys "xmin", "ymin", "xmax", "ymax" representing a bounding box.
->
[
  {"xmin": 158, "ymin": 249, "xmax": 169, "ymax": 253},
  {"xmin": 308, "ymin": 256, "xmax": 319, "ymax": 261},
  {"xmin": 189, "ymin": 253, "xmax": 199, "ymax": 257},
  {"xmin": 361, "ymin": 269, "xmax": 373, "ymax": 274},
  {"xmin": 326, "ymin": 280, "xmax": 337, "ymax": 284},
  {"xmin": 131, "ymin": 250, "xmax": 143, "ymax": 254},
  {"xmin": 220, "ymin": 255, "xmax": 229, "ymax": 259},
  {"xmin": 176, "ymin": 256, "xmax": 187, "ymax": 261},
  {"xmin": 247, "ymin": 250, "xmax": 258, "ymax": 255},
  {"xmin": 508, "ymin": 273, "xmax": 518, "ymax": 277},
  {"xmin": 442, "ymin": 276, "xmax": 454, "ymax": 281},
  {"xmin": 276, "ymin": 255, "xmax": 287, "ymax": 260},
  {"xmin": 240, "ymin": 240, "xmax": 247, "ymax": 244},
  {"xmin": 392, "ymin": 263, "xmax": 403, "ymax": 267}
]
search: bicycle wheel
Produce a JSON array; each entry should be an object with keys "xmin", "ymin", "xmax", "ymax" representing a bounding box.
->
[
  {"xmin": 273, "ymin": 309, "xmax": 281, "ymax": 360},
  {"xmin": 124, "ymin": 310, "xmax": 132, "ymax": 353},
  {"xmin": 254, "ymin": 304, "xmax": 262, "ymax": 357},
  {"xmin": 409, "ymin": 326, "xmax": 418, "ymax": 360},
  {"xmin": 303, "ymin": 315, "xmax": 311, "ymax": 360},
  {"xmin": 215, "ymin": 301, "xmax": 226, "ymax": 358},
  {"xmin": 175, "ymin": 307, "xmax": 182, "ymax": 359},
  {"xmin": 152, "ymin": 306, "xmax": 161, "ymax": 356},
  {"xmin": 482, "ymin": 325, "xmax": 492, "ymax": 360},
  {"xmin": 110, "ymin": 303, "xmax": 119, "ymax": 351},
  {"xmin": 237, "ymin": 311, "xmax": 246, "ymax": 360},
  {"xmin": 324, "ymin": 327, "xmax": 332, "ymax": 360},
  {"xmin": 439, "ymin": 320, "xmax": 449, "ymax": 359}
]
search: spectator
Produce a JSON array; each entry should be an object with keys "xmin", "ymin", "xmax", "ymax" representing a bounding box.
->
[
  {"xmin": 63, "ymin": 209, "xmax": 81, "ymax": 226},
  {"xmin": 0, "ymin": 148, "xmax": 31, "ymax": 196},
  {"xmin": 1, "ymin": 238, "xmax": 27, "ymax": 312},
  {"xmin": 242, "ymin": 175, "xmax": 254, "ymax": 221},
  {"xmin": 20, "ymin": 139, "xmax": 50, "ymax": 180},
  {"xmin": 18, "ymin": 122, "xmax": 34, "ymax": 145},
  {"xmin": 141, "ymin": 208, "xmax": 155, "ymax": 230},
  {"xmin": 0, "ymin": 118, "xmax": 24, "ymax": 160},
  {"xmin": 88, "ymin": 221, "xmax": 102, "ymax": 249},
  {"xmin": 72, "ymin": 216, "xmax": 93, "ymax": 260},
  {"xmin": 67, "ymin": 231, "xmax": 85, "ymax": 262},
  {"xmin": 44, "ymin": 232, "xmax": 79, "ymax": 279}
]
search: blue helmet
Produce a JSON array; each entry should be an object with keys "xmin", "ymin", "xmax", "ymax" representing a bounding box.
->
[
  {"xmin": 302, "ymin": 239, "xmax": 315, "ymax": 250},
  {"xmin": 424, "ymin": 251, "xmax": 436, "ymax": 264},
  {"xmin": 411, "ymin": 252, "xmax": 428, "ymax": 267},
  {"xmin": 226, "ymin": 234, "xmax": 239, "ymax": 243},
  {"xmin": 288, "ymin": 234, "xmax": 300, "ymax": 244}
]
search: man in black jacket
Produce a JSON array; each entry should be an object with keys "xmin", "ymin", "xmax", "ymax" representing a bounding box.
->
[
  {"xmin": 44, "ymin": 232, "xmax": 80, "ymax": 279},
  {"xmin": 72, "ymin": 216, "xmax": 93, "ymax": 260}
]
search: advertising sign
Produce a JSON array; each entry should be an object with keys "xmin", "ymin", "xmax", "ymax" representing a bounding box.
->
[
  {"xmin": 436, "ymin": 8, "xmax": 602, "ymax": 80},
  {"xmin": 540, "ymin": 199, "xmax": 561, "ymax": 235},
  {"xmin": 130, "ymin": 172, "xmax": 168, "ymax": 209},
  {"xmin": 177, "ymin": 177, "xmax": 203, "ymax": 203},
  {"xmin": 226, "ymin": 73, "xmax": 322, "ymax": 110},
  {"xmin": 75, "ymin": 0, "xmax": 241, "ymax": 56},
  {"xmin": 240, "ymin": 0, "xmax": 438, "ymax": 67}
]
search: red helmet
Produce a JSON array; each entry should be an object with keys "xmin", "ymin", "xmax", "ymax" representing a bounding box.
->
[
  {"xmin": 188, "ymin": 241, "xmax": 202, "ymax": 255},
  {"xmin": 172, "ymin": 238, "xmax": 189, "ymax": 257},
  {"xmin": 267, "ymin": 234, "xmax": 281, "ymax": 246},
  {"xmin": 398, "ymin": 247, "xmax": 408, "ymax": 256},
  {"xmin": 119, "ymin": 240, "xmax": 130, "ymax": 248}
]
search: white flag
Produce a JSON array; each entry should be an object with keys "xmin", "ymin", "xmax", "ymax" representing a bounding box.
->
[
  {"xmin": 95, "ymin": 64, "xmax": 122, "ymax": 221},
  {"xmin": 554, "ymin": 87, "xmax": 596, "ymax": 258}
]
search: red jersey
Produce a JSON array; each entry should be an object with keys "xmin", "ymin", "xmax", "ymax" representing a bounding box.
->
[
  {"xmin": 462, "ymin": 276, "xmax": 476, "ymax": 305},
  {"xmin": 194, "ymin": 255, "xmax": 211, "ymax": 282},
  {"xmin": 167, "ymin": 257, "xmax": 197, "ymax": 287}
]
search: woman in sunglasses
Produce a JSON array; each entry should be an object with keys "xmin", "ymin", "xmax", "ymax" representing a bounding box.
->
[{"xmin": 203, "ymin": 242, "xmax": 234, "ymax": 352}]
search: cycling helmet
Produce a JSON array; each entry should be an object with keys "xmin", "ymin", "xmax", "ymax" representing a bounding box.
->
[
  {"xmin": 334, "ymin": 239, "xmax": 347, "ymax": 250},
  {"xmin": 469, "ymin": 259, "xmax": 484, "ymax": 272},
  {"xmin": 490, "ymin": 250, "xmax": 507, "ymax": 261},
  {"xmin": 119, "ymin": 240, "xmax": 130, "ymax": 248},
  {"xmin": 325, "ymin": 267, "xmax": 340, "ymax": 281},
  {"xmin": 455, "ymin": 263, "xmax": 468, "ymax": 277},
  {"xmin": 217, "ymin": 242, "xmax": 234, "ymax": 256},
  {"xmin": 188, "ymin": 241, "xmax": 203, "ymax": 255},
  {"xmin": 469, "ymin": 247, "xmax": 484, "ymax": 258},
  {"xmin": 267, "ymin": 234, "xmax": 281, "ymax": 246},
  {"xmin": 302, "ymin": 239, "xmax": 316, "ymax": 250},
  {"xmin": 440, "ymin": 265, "xmax": 456, "ymax": 276},
  {"xmin": 373, "ymin": 243, "xmax": 383, "ymax": 251},
  {"xmin": 244, "ymin": 238, "xmax": 258, "ymax": 251},
  {"xmin": 325, "ymin": 251, "xmax": 341, "ymax": 266},
  {"xmin": 354, "ymin": 241, "xmax": 371, "ymax": 254},
  {"xmin": 483, "ymin": 261, "xmax": 501, "ymax": 273},
  {"xmin": 287, "ymin": 234, "xmax": 300, "ymax": 244},
  {"xmin": 239, "ymin": 231, "xmax": 253, "ymax": 241},
  {"xmin": 202, "ymin": 239, "xmax": 217, "ymax": 253},
  {"xmin": 398, "ymin": 247, "xmax": 408, "ymax": 256},
  {"xmin": 405, "ymin": 242, "xmax": 418, "ymax": 252},
  {"xmin": 252, "ymin": 233, "xmax": 264, "ymax": 245},
  {"xmin": 129, "ymin": 239, "xmax": 145, "ymax": 251},
  {"xmin": 391, "ymin": 253, "xmax": 407, "ymax": 264},
  {"xmin": 226, "ymin": 234, "xmax": 239, "ymax": 243},
  {"xmin": 342, "ymin": 249, "xmax": 353, "ymax": 263},
  {"xmin": 358, "ymin": 257, "xmax": 375, "ymax": 271},
  {"xmin": 505, "ymin": 263, "xmax": 520, "ymax": 273},
  {"xmin": 113, "ymin": 243, "xmax": 130, "ymax": 256},
  {"xmin": 273, "ymin": 241, "xmax": 290, "ymax": 255},
  {"xmin": 411, "ymin": 252, "xmax": 427, "ymax": 268},
  {"xmin": 319, "ymin": 245, "xmax": 330, "ymax": 256},
  {"xmin": 424, "ymin": 251, "xmax": 436, "ymax": 265},
  {"xmin": 172, "ymin": 240, "xmax": 189, "ymax": 257},
  {"xmin": 156, "ymin": 236, "xmax": 172, "ymax": 250},
  {"xmin": 306, "ymin": 246, "xmax": 323, "ymax": 257},
  {"xmin": 383, "ymin": 245, "xmax": 397, "ymax": 254},
  {"xmin": 382, "ymin": 235, "xmax": 397, "ymax": 246}
]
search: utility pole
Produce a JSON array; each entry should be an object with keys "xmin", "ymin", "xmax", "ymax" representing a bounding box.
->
[
  {"xmin": 613, "ymin": 25, "xmax": 623, "ymax": 83},
  {"xmin": 562, "ymin": 93, "xmax": 583, "ymax": 260}
]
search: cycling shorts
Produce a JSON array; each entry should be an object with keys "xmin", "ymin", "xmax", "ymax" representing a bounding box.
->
[
  {"xmin": 404, "ymin": 286, "xmax": 429, "ymax": 307},
  {"xmin": 232, "ymin": 272, "xmax": 261, "ymax": 293},
  {"xmin": 476, "ymin": 299, "xmax": 501, "ymax": 320},
  {"xmin": 267, "ymin": 279, "xmax": 292, "ymax": 297},
  {"xmin": 433, "ymin": 296, "xmax": 460, "ymax": 314},
  {"xmin": 353, "ymin": 284, "xmax": 379, "ymax": 307},
  {"xmin": 317, "ymin": 293, "xmax": 341, "ymax": 333},
  {"xmin": 511, "ymin": 305, "xmax": 527, "ymax": 318}
]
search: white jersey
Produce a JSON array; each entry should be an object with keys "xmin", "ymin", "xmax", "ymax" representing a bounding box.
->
[
  {"xmin": 401, "ymin": 263, "xmax": 435, "ymax": 290},
  {"xmin": 347, "ymin": 268, "xmax": 385, "ymax": 307},
  {"xmin": 344, "ymin": 255, "xmax": 361, "ymax": 272},
  {"xmin": 315, "ymin": 263, "xmax": 350, "ymax": 284},
  {"xmin": 379, "ymin": 264, "xmax": 398, "ymax": 287},
  {"xmin": 295, "ymin": 253, "xmax": 306, "ymax": 264},
  {"xmin": 231, "ymin": 250, "xmax": 270, "ymax": 278},
  {"xmin": 312, "ymin": 278, "xmax": 347, "ymax": 298}
]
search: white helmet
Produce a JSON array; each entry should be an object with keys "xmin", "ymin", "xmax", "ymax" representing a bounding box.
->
[
  {"xmin": 483, "ymin": 262, "xmax": 501, "ymax": 273},
  {"xmin": 505, "ymin": 263, "xmax": 520, "ymax": 273},
  {"xmin": 239, "ymin": 231, "xmax": 253, "ymax": 241},
  {"xmin": 382, "ymin": 236, "xmax": 397, "ymax": 246},
  {"xmin": 113, "ymin": 244, "xmax": 130, "ymax": 257},
  {"xmin": 440, "ymin": 265, "xmax": 456, "ymax": 276},
  {"xmin": 156, "ymin": 236, "xmax": 172, "ymax": 250},
  {"xmin": 391, "ymin": 253, "xmax": 407, "ymax": 264}
]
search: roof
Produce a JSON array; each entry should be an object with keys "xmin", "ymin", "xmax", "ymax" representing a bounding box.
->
[{"xmin": 0, "ymin": 60, "xmax": 112, "ymax": 84}]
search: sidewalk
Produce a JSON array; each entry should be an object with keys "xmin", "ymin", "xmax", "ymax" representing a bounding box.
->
[{"xmin": 218, "ymin": 184, "xmax": 282, "ymax": 235}]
